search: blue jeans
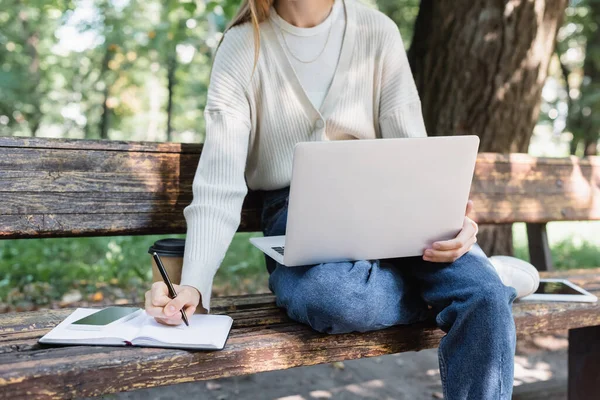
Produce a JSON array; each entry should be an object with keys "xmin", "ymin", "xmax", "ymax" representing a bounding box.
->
[{"xmin": 260, "ymin": 187, "xmax": 518, "ymax": 400}]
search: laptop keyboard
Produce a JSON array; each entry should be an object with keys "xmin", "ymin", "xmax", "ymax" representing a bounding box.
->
[{"xmin": 272, "ymin": 246, "xmax": 285, "ymax": 256}]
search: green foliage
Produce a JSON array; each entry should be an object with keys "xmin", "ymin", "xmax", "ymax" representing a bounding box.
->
[
  {"xmin": 542, "ymin": 0, "xmax": 600, "ymax": 155},
  {"xmin": 0, "ymin": 0, "xmax": 423, "ymax": 142},
  {"xmin": 376, "ymin": 0, "xmax": 420, "ymax": 46},
  {"xmin": 0, "ymin": 232, "xmax": 267, "ymax": 307},
  {"xmin": 514, "ymin": 239, "xmax": 600, "ymax": 270},
  {"xmin": 0, "ymin": 0, "xmax": 239, "ymax": 141},
  {"xmin": 0, "ymin": 0, "xmax": 76, "ymax": 135}
]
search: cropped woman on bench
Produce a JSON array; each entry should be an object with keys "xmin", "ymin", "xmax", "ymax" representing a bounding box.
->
[{"xmin": 145, "ymin": 0, "xmax": 538, "ymax": 398}]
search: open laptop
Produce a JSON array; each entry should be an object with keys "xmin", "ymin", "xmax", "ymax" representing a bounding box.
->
[{"xmin": 249, "ymin": 136, "xmax": 480, "ymax": 267}]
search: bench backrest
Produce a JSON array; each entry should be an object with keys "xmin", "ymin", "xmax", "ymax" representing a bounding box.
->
[{"xmin": 1, "ymin": 137, "xmax": 599, "ymax": 239}]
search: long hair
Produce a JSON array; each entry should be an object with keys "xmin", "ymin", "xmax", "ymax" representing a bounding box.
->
[{"xmin": 218, "ymin": 0, "xmax": 274, "ymax": 71}]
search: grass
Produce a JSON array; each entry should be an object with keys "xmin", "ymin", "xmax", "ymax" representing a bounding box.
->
[
  {"xmin": 513, "ymin": 221, "xmax": 600, "ymax": 270},
  {"xmin": 1, "ymin": 222, "xmax": 598, "ymax": 308},
  {"xmin": 0, "ymin": 232, "xmax": 267, "ymax": 309}
]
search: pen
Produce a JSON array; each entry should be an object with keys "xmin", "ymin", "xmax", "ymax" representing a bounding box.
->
[{"xmin": 152, "ymin": 252, "xmax": 189, "ymax": 327}]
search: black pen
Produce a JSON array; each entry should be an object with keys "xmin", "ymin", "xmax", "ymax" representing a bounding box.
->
[{"xmin": 152, "ymin": 252, "xmax": 189, "ymax": 327}]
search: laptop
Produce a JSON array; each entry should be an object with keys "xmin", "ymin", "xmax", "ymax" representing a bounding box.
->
[{"xmin": 249, "ymin": 136, "xmax": 480, "ymax": 267}]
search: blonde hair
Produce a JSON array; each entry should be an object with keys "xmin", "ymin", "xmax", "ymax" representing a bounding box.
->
[{"xmin": 218, "ymin": 0, "xmax": 274, "ymax": 71}]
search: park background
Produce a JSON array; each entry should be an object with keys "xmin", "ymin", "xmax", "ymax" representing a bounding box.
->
[{"xmin": 0, "ymin": 0, "xmax": 599, "ymax": 314}]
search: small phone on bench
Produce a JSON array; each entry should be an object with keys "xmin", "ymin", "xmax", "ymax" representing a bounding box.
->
[
  {"xmin": 520, "ymin": 279, "xmax": 597, "ymax": 303},
  {"xmin": 67, "ymin": 306, "xmax": 142, "ymax": 331}
]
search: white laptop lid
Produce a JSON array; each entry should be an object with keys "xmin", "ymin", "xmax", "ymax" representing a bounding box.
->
[{"xmin": 282, "ymin": 136, "xmax": 480, "ymax": 266}]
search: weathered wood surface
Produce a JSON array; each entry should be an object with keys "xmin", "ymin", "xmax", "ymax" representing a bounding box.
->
[
  {"xmin": 470, "ymin": 153, "xmax": 600, "ymax": 224},
  {"xmin": 1, "ymin": 137, "xmax": 600, "ymax": 238},
  {"xmin": 1, "ymin": 268, "xmax": 599, "ymax": 399},
  {"xmin": 0, "ymin": 136, "xmax": 202, "ymax": 153}
]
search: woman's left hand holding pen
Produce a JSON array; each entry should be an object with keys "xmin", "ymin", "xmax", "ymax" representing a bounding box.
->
[{"xmin": 145, "ymin": 283, "xmax": 202, "ymax": 326}]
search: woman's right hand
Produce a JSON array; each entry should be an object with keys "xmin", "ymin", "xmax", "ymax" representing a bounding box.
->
[{"xmin": 145, "ymin": 282, "xmax": 204, "ymax": 326}]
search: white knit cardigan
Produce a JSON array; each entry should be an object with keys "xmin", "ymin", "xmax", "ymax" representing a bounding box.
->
[{"xmin": 180, "ymin": 0, "xmax": 428, "ymax": 311}]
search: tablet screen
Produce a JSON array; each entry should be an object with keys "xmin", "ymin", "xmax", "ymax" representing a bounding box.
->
[{"xmin": 534, "ymin": 281, "xmax": 582, "ymax": 295}]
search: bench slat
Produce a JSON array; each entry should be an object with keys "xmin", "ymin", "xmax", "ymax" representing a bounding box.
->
[
  {"xmin": 1, "ymin": 269, "xmax": 599, "ymax": 399},
  {"xmin": 0, "ymin": 136, "xmax": 202, "ymax": 153},
  {"xmin": 2, "ymin": 138, "xmax": 600, "ymax": 239},
  {"xmin": 471, "ymin": 153, "xmax": 600, "ymax": 223}
]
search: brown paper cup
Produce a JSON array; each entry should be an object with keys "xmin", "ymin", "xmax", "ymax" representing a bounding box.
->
[
  {"xmin": 148, "ymin": 239, "xmax": 185, "ymax": 285},
  {"xmin": 151, "ymin": 256, "xmax": 183, "ymax": 284}
]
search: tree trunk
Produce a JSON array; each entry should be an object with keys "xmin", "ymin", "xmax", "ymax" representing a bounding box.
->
[
  {"xmin": 166, "ymin": 55, "xmax": 177, "ymax": 142},
  {"xmin": 99, "ymin": 48, "xmax": 112, "ymax": 140},
  {"xmin": 581, "ymin": 0, "xmax": 600, "ymax": 157},
  {"xmin": 409, "ymin": 0, "xmax": 567, "ymax": 256},
  {"xmin": 100, "ymin": 84, "xmax": 110, "ymax": 140}
]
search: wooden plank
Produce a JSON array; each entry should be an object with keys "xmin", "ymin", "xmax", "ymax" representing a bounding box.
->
[
  {"xmin": 0, "ymin": 136, "xmax": 203, "ymax": 153},
  {"xmin": 526, "ymin": 223, "xmax": 554, "ymax": 271},
  {"xmin": 470, "ymin": 154, "xmax": 600, "ymax": 224},
  {"xmin": 568, "ymin": 325, "xmax": 600, "ymax": 400},
  {"xmin": 1, "ymin": 304, "xmax": 599, "ymax": 399},
  {"xmin": 0, "ymin": 207, "xmax": 262, "ymax": 238},
  {"xmin": 0, "ymin": 193, "xmax": 193, "ymax": 215},
  {"xmin": 2, "ymin": 136, "xmax": 600, "ymax": 238},
  {"xmin": 0, "ymin": 269, "xmax": 599, "ymax": 399},
  {"xmin": 0, "ymin": 148, "xmax": 199, "ymax": 174}
]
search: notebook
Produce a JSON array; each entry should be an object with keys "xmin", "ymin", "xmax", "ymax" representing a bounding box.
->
[{"xmin": 39, "ymin": 308, "xmax": 233, "ymax": 350}]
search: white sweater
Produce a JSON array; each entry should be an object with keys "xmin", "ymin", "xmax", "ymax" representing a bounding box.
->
[{"xmin": 180, "ymin": 0, "xmax": 428, "ymax": 312}]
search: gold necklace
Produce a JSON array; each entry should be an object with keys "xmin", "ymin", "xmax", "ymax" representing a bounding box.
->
[{"xmin": 278, "ymin": 4, "xmax": 335, "ymax": 64}]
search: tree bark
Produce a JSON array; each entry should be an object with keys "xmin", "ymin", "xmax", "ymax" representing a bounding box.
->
[
  {"xmin": 166, "ymin": 55, "xmax": 177, "ymax": 142},
  {"xmin": 581, "ymin": 0, "xmax": 600, "ymax": 157},
  {"xmin": 100, "ymin": 84, "xmax": 110, "ymax": 140},
  {"xmin": 409, "ymin": 0, "xmax": 567, "ymax": 256},
  {"xmin": 99, "ymin": 48, "xmax": 112, "ymax": 140}
]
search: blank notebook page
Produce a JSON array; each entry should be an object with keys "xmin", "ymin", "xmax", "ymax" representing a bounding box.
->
[{"xmin": 135, "ymin": 313, "xmax": 233, "ymax": 348}]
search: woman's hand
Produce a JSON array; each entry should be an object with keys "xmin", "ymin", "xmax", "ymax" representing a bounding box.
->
[
  {"xmin": 423, "ymin": 200, "xmax": 478, "ymax": 263},
  {"xmin": 145, "ymin": 283, "xmax": 203, "ymax": 326}
]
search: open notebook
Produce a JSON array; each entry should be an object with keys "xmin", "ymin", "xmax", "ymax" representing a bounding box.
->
[{"xmin": 39, "ymin": 308, "xmax": 233, "ymax": 350}]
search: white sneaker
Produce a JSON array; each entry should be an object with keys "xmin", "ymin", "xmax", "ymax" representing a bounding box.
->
[{"xmin": 488, "ymin": 256, "xmax": 540, "ymax": 299}]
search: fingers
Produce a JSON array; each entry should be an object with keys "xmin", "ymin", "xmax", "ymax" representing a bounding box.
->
[
  {"xmin": 150, "ymin": 281, "xmax": 171, "ymax": 307},
  {"xmin": 425, "ymin": 217, "xmax": 478, "ymax": 263},
  {"xmin": 164, "ymin": 289, "xmax": 195, "ymax": 318},
  {"xmin": 145, "ymin": 290, "xmax": 169, "ymax": 320},
  {"xmin": 424, "ymin": 235, "xmax": 477, "ymax": 263},
  {"xmin": 431, "ymin": 217, "xmax": 476, "ymax": 251},
  {"xmin": 144, "ymin": 284, "xmax": 201, "ymax": 326}
]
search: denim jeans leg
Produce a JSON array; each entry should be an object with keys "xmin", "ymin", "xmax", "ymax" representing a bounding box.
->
[
  {"xmin": 268, "ymin": 258, "xmax": 429, "ymax": 334},
  {"xmin": 400, "ymin": 245, "xmax": 517, "ymax": 400},
  {"xmin": 259, "ymin": 187, "xmax": 428, "ymax": 334}
]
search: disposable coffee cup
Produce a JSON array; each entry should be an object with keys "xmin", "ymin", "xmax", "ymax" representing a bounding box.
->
[{"xmin": 148, "ymin": 239, "xmax": 185, "ymax": 285}]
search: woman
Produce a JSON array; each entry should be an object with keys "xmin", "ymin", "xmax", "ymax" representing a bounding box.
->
[{"xmin": 145, "ymin": 0, "xmax": 533, "ymax": 398}]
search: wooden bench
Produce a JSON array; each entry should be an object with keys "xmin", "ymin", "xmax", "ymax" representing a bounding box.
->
[{"xmin": 1, "ymin": 137, "xmax": 599, "ymax": 399}]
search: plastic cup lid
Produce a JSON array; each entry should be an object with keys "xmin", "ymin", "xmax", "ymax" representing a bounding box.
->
[{"xmin": 148, "ymin": 238, "xmax": 185, "ymax": 257}]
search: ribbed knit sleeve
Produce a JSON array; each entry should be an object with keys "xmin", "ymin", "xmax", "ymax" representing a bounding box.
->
[
  {"xmin": 379, "ymin": 101, "xmax": 427, "ymax": 138},
  {"xmin": 179, "ymin": 27, "xmax": 253, "ymax": 312},
  {"xmin": 378, "ymin": 23, "xmax": 427, "ymax": 138}
]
